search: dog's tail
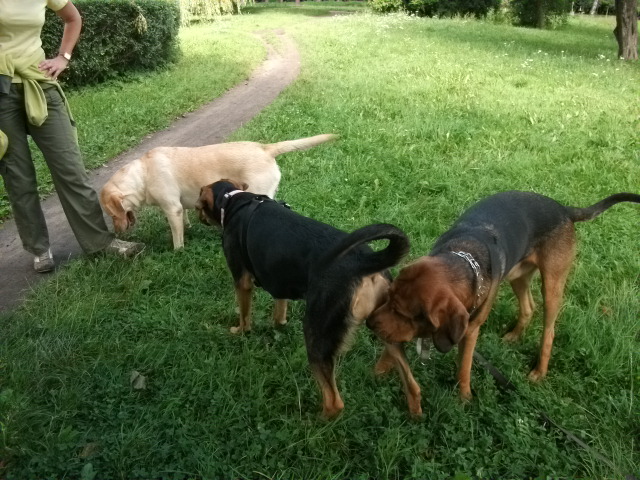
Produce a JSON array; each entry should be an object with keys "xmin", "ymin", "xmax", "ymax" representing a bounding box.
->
[
  {"xmin": 319, "ymin": 223, "xmax": 410, "ymax": 278},
  {"xmin": 567, "ymin": 193, "xmax": 640, "ymax": 222},
  {"xmin": 262, "ymin": 134, "xmax": 338, "ymax": 157}
]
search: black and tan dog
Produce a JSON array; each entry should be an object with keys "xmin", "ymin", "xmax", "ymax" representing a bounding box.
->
[
  {"xmin": 367, "ymin": 191, "xmax": 640, "ymax": 416},
  {"xmin": 196, "ymin": 180, "xmax": 410, "ymax": 418}
]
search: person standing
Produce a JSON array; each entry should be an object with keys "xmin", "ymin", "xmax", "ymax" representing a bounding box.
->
[{"xmin": 0, "ymin": 0, "xmax": 143, "ymax": 273}]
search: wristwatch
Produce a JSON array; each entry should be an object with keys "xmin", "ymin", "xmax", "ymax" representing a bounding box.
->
[{"xmin": 59, "ymin": 52, "xmax": 72, "ymax": 61}]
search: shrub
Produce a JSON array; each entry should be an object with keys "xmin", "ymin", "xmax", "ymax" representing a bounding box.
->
[
  {"xmin": 369, "ymin": 0, "xmax": 404, "ymax": 14},
  {"xmin": 369, "ymin": 0, "xmax": 501, "ymax": 18},
  {"xmin": 42, "ymin": 0, "xmax": 180, "ymax": 88}
]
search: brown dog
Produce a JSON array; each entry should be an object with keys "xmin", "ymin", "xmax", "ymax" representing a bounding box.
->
[{"xmin": 367, "ymin": 191, "xmax": 640, "ymax": 416}]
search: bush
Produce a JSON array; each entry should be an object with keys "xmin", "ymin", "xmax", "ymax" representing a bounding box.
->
[
  {"xmin": 510, "ymin": 0, "xmax": 571, "ymax": 27},
  {"xmin": 369, "ymin": 0, "xmax": 404, "ymax": 14},
  {"xmin": 369, "ymin": 0, "xmax": 501, "ymax": 18},
  {"xmin": 42, "ymin": 0, "xmax": 180, "ymax": 88}
]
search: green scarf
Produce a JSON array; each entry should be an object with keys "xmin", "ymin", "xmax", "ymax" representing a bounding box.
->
[
  {"xmin": 0, "ymin": 51, "xmax": 75, "ymax": 128},
  {"xmin": 0, "ymin": 129, "xmax": 7, "ymax": 161}
]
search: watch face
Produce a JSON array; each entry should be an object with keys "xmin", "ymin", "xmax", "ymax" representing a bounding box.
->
[{"xmin": 63, "ymin": 53, "xmax": 71, "ymax": 60}]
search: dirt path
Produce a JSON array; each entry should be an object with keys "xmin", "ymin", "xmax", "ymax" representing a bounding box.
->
[{"xmin": 0, "ymin": 29, "xmax": 301, "ymax": 313}]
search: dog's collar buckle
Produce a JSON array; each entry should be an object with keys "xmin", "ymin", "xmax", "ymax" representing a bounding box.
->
[
  {"xmin": 220, "ymin": 189, "xmax": 244, "ymax": 228},
  {"xmin": 451, "ymin": 251, "xmax": 485, "ymax": 310}
]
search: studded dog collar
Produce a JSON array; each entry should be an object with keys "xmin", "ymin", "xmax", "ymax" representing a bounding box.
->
[{"xmin": 451, "ymin": 250, "xmax": 486, "ymax": 311}]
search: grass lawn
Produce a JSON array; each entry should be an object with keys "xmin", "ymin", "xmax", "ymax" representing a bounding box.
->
[{"xmin": 1, "ymin": 5, "xmax": 639, "ymax": 479}]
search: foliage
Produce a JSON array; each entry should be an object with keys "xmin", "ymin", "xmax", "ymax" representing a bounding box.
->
[
  {"xmin": 1, "ymin": 7, "xmax": 639, "ymax": 479},
  {"xmin": 510, "ymin": 0, "xmax": 572, "ymax": 27},
  {"xmin": 178, "ymin": 0, "xmax": 254, "ymax": 25},
  {"xmin": 572, "ymin": 0, "xmax": 616, "ymax": 15},
  {"xmin": 41, "ymin": 0, "xmax": 180, "ymax": 88},
  {"xmin": 370, "ymin": 0, "xmax": 501, "ymax": 17},
  {"xmin": 369, "ymin": 0, "xmax": 404, "ymax": 14}
]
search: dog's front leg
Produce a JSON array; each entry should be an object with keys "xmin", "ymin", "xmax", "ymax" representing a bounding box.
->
[
  {"xmin": 166, "ymin": 206, "xmax": 184, "ymax": 249},
  {"xmin": 380, "ymin": 342, "xmax": 422, "ymax": 417},
  {"xmin": 457, "ymin": 325, "xmax": 480, "ymax": 402},
  {"xmin": 273, "ymin": 299, "xmax": 288, "ymax": 327},
  {"xmin": 232, "ymin": 272, "xmax": 253, "ymax": 334},
  {"xmin": 183, "ymin": 209, "xmax": 191, "ymax": 229}
]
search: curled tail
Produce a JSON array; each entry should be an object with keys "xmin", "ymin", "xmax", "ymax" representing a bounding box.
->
[
  {"xmin": 567, "ymin": 193, "xmax": 640, "ymax": 222},
  {"xmin": 319, "ymin": 223, "xmax": 410, "ymax": 277},
  {"xmin": 262, "ymin": 134, "xmax": 338, "ymax": 157}
]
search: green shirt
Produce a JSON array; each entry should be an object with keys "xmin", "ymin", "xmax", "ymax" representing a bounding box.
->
[
  {"xmin": 0, "ymin": 0, "xmax": 74, "ymax": 127},
  {"xmin": 0, "ymin": 0, "xmax": 68, "ymax": 81}
]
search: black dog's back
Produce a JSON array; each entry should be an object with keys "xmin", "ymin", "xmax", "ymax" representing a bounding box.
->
[
  {"xmin": 433, "ymin": 191, "xmax": 640, "ymax": 277},
  {"xmin": 238, "ymin": 201, "xmax": 408, "ymax": 302},
  {"xmin": 242, "ymin": 203, "xmax": 348, "ymax": 299}
]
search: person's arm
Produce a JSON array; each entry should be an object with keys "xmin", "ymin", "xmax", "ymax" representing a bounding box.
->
[{"xmin": 38, "ymin": 1, "xmax": 82, "ymax": 81}]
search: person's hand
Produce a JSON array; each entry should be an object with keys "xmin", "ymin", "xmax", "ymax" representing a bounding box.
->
[{"xmin": 38, "ymin": 55, "xmax": 69, "ymax": 80}]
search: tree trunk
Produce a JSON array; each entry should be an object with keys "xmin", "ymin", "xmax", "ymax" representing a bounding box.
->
[
  {"xmin": 535, "ymin": 0, "xmax": 545, "ymax": 28},
  {"xmin": 613, "ymin": 0, "xmax": 639, "ymax": 60},
  {"xmin": 590, "ymin": 0, "xmax": 599, "ymax": 14}
]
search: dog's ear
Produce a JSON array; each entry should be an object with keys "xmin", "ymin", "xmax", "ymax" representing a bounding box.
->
[
  {"xmin": 429, "ymin": 296, "xmax": 469, "ymax": 353},
  {"xmin": 126, "ymin": 210, "xmax": 136, "ymax": 227},
  {"xmin": 101, "ymin": 190, "xmax": 125, "ymax": 217}
]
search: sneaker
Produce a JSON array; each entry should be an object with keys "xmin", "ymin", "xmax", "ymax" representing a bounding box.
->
[
  {"xmin": 33, "ymin": 249, "xmax": 55, "ymax": 273},
  {"xmin": 103, "ymin": 238, "xmax": 145, "ymax": 257}
]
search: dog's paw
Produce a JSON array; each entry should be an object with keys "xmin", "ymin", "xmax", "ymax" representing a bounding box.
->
[
  {"xmin": 409, "ymin": 407, "xmax": 423, "ymax": 419},
  {"xmin": 528, "ymin": 369, "xmax": 546, "ymax": 383},
  {"xmin": 274, "ymin": 318, "xmax": 288, "ymax": 327},
  {"xmin": 322, "ymin": 400, "xmax": 345, "ymax": 420},
  {"xmin": 230, "ymin": 325, "xmax": 250, "ymax": 334},
  {"xmin": 458, "ymin": 390, "xmax": 473, "ymax": 404},
  {"xmin": 374, "ymin": 361, "xmax": 394, "ymax": 376},
  {"xmin": 502, "ymin": 331, "xmax": 521, "ymax": 343}
]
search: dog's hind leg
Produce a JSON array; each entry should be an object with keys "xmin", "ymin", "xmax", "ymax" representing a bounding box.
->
[
  {"xmin": 309, "ymin": 361, "xmax": 344, "ymax": 419},
  {"xmin": 530, "ymin": 225, "xmax": 576, "ymax": 382},
  {"xmin": 273, "ymin": 299, "xmax": 288, "ymax": 327},
  {"xmin": 232, "ymin": 272, "xmax": 254, "ymax": 334},
  {"xmin": 303, "ymin": 317, "xmax": 344, "ymax": 418}
]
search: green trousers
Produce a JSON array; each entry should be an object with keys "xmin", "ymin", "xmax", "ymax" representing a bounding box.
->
[{"xmin": 0, "ymin": 83, "xmax": 113, "ymax": 255}]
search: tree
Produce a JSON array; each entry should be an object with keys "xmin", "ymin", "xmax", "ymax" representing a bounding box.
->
[
  {"xmin": 613, "ymin": 0, "xmax": 638, "ymax": 59},
  {"xmin": 511, "ymin": 0, "xmax": 571, "ymax": 28},
  {"xmin": 590, "ymin": 0, "xmax": 599, "ymax": 13}
]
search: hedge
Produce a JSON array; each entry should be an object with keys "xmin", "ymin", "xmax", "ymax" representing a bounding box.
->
[
  {"xmin": 369, "ymin": 0, "xmax": 501, "ymax": 18},
  {"xmin": 42, "ymin": 0, "xmax": 181, "ymax": 88}
]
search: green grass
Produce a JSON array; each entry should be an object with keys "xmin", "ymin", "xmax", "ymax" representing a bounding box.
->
[{"xmin": 1, "ymin": 7, "xmax": 639, "ymax": 479}]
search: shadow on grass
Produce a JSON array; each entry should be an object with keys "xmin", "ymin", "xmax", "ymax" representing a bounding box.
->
[
  {"xmin": 243, "ymin": 2, "xmax": 365, "ymax": 17},
  {"xmin": 425, "ymin": 18, "xmax": 621, "ymax": 60}
]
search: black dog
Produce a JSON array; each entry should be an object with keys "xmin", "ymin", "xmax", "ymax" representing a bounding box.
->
[{"xmin": 196, "ymin": 180, "xmax": 410, "ymax": 418}]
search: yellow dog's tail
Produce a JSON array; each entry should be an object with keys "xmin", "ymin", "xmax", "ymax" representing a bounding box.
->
[{"xmin": 262, "ymin": 133, "xmax": 338, "ymax": 157}]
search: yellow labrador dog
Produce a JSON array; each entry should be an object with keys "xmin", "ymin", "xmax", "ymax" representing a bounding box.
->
[{"xmin": 100, "ymin": 134, "xmax": 337, "ymax": 249}]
